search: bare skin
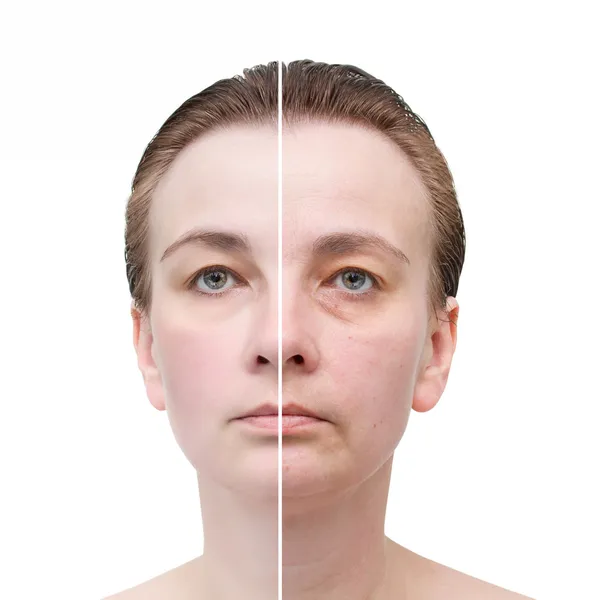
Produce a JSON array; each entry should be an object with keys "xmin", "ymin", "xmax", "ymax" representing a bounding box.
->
[
  {"xmin": 107, "ymin": 123, "xmax": 535, "ymax": 600},
  {"xmin": 105, "ymin": 542, "xmax": 534, "ymax": 599}
]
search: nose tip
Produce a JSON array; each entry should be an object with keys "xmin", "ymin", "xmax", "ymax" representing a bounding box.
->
[
  {"xmin": 250, "ymin": 291, "xmax": 319, "ymax": 372},
  {"xmin": 282, "ymin": 333, "xmax": 318, "ymax": 371}
]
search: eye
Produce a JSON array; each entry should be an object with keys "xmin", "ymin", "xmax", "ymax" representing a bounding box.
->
[
  {"xmin": 191, "ymin": 266, "xmax": 241, "ymax": 296},
  {"xmin": 331, "ymin": 268, "xmax": 376, "ymax": 294}
]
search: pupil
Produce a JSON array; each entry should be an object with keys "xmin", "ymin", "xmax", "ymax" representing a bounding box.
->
[
  {"xmin": 343, "ymin": 271, "xmax": 365, "ymax": 290},
  {"xmin": 205, "ymin": 270, "xmax": 226, "ymax": 289}
]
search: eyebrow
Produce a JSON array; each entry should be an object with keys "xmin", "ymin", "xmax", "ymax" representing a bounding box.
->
[
  {"xmin": 311, "ymin": 230, "xmax": 411, "ymax": 266},
  {"xmin": 160, "ymin": 228, "xmax": 253, "ymax": 262}
]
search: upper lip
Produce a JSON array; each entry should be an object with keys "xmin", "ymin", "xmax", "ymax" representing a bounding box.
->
[{"xmin": 239, "ymin": 403, "xmax": 324, "ymax": 420}]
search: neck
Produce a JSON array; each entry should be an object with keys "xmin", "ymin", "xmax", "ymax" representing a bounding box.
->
[
  {"xmin": 197, "ymin": 477, "xmax": 278, "ymax": 600},
  {"xmin": 195, "ymin": 457, "xmax": 399, "ymax": 600},
  {"xmin": 282, "ymin": 456, "xmax": 397, "ymax": 600}
]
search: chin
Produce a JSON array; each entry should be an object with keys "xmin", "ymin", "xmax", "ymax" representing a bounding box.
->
[
  {"xmin": 281, "ymin": 440, "xmax": 398, "ymax": 501},
  {"xmin": 282, "ymin": 456, "xmax": 363, "ymax": 499},
  {"xmin": 209, "ymin": 450, "xmax": 279, "ymax": 499}
]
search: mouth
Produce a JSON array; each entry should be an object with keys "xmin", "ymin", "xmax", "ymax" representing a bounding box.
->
[
  {"xmin": 238, "ymin": 402, "xmax": 325, "ymax": 420},
  {"xmin": 235, "ymin": 403, "xmax": 328, "ymax": 434}
]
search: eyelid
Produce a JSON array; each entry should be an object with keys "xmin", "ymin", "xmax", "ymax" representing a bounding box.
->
[
  {"xmin": 325, "ymin": 267, "xmax": 381, "ymax": 299},
  {"xmin": 188, "ymin": 265, "xmax": 247, "ymax": 297},
  {"xmin": 187, "ymin": 265, "xmax": 381, "ymax": 300}
]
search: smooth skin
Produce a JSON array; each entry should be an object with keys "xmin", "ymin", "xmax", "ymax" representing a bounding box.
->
[{"xmin": 106, "ymin": 123, "xmax": 533, "ymax": 599}]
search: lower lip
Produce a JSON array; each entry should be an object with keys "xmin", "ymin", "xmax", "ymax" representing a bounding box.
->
[{"xmin": 238, "ymin": 415, "xmax": 324, "ymax": 434}]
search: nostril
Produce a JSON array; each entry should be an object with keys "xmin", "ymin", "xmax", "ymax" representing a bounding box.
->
[
  {"xmin": 293, "ymin": 355, "xmax": 304, "ymax": 365},
  {"xmin": 257, "ymin": 355, "xmax": 269, "ymax": 364}
]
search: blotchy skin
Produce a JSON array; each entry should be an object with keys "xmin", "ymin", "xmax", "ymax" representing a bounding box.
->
[{"xmin": 104, "ymin": 539, "xmax": 535, "ymax": 600}]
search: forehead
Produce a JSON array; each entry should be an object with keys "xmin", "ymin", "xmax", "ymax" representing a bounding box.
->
[
  {"xmin": 283, "ymin": 122, "xmax": 431, "ymax": 267},
  {"xmin": 148, "ymin": 122, "xmax": 430, "ymax": 268},
  {"xmin": 149, "ymin": 125, "xmax": 278, "ymax": 264}
]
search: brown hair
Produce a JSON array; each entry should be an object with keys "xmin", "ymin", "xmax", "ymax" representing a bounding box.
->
[{"xmin": 125, "ymin": 59, "xmax": 465, "ymax": 320}]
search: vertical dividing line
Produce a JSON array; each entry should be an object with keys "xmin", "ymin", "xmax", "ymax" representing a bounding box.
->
[{"xmin": 277, "ymin": 58, "xmax": 283, "ymax": 600}]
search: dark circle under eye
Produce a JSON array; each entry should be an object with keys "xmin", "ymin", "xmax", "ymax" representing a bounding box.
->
[{"xmin": 336, "ymin": 269, "xmax": 373, "ymax": 292}]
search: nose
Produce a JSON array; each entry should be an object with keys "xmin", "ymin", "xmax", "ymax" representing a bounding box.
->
[
  {"xmin": 280, "ymin": 313, "xmax": 319, "ymax": 373},
  {"xmin": 249, "ymin": 288, "xmax": 319, "ymax": 373}
]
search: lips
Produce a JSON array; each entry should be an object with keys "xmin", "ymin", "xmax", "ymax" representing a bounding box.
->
[
  {"xmin": 239, "ymin": 402, "xmax": 324, "ymax": 420},
  {"xmin": 241, "ymin": 414, "xmax": 322, "ymax": 432}
]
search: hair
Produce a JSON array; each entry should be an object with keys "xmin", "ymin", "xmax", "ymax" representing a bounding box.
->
[{"xmin": 125, "ymin": 59, "xmax": 465, "ymax": 322}]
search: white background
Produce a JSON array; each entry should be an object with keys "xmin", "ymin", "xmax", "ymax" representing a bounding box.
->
[{"xmin": 1, "ymin": 2, "xmax": 597, "ymax": 599}]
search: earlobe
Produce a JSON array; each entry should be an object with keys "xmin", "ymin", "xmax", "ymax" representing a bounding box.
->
[
  {"xmin": 412, "ymin": 297, "xmax": 459, "ymax": 413},
  {"xmin": 130, "ymin": 304, "xmax": 166, "ymax": 412}
]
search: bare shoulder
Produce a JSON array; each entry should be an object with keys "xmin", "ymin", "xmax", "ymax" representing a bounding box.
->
[
  {"xmin": 387, "ymin": 540, "xmax": 535, "ymax": 600},
  {"xmin": 102, "ymin": 556, "xmax": 204, "ymax": 600}
]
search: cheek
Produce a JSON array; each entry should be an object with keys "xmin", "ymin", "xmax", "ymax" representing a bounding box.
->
[
  {"xmin": 157, "ymin": 327, "xmax": 233, "ymax": 405},
  {"xmin": 151, "ymin": 317, "xmax": 243, "ymax": 466},
  {"xmin": 327, "ymin": 319, "xmax": 424, "ymax": 437}
]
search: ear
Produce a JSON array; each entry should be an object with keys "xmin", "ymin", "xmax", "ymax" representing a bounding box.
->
[
  {"xmin": 131, "ymin": 302, "xmax": 166, "ymax": 412},
  {"xmin": 412, "ymin": 297, "xmax": 459, "ymax": 413}
]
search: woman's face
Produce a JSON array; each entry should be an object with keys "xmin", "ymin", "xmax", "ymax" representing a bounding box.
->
[
  {"xmin": 133, "ymin": 122, "xmax": 458, "ymax": 498},
  {"xmin": 281, "ymin": 122, "xmax": 457, "ymax": 498},
  {"xmin": 134, "ymin": 126, "xmax": 279, "ymax": 496}
]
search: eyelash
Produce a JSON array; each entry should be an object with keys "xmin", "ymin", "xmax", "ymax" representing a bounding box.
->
[
  {"xmin": 187, "ymin": 266, "xmax": 381, "ymax": 300},
  {"xmin": 188, "ymin": 265, "xmax": 246, "ymax": 298},
  {"xmin": 325, "ymin": 267, "xmax": 381, "ymax": 301}
]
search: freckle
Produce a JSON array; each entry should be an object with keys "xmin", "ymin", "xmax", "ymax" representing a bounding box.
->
[{"xmin": 373, "ymin": 423, "xmax": 377, "ymax": 428}]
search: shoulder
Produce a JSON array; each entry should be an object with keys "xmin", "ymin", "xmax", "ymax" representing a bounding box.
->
[
  {"xmin": 387, "ymin": 540, "xmax": 535, "ymax": 600},
  {"xmin": 102, "ymin": 556, "xmax": 204, "ymax": 600}
]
